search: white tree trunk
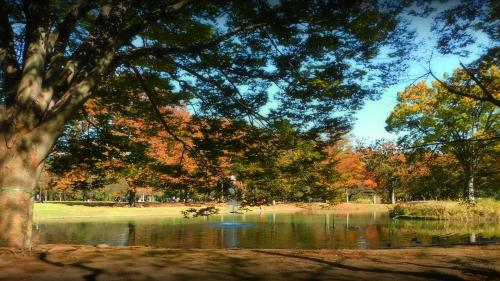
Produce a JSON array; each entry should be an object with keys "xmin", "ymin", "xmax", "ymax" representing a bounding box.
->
[
  {"xmin": 467, "ymin": 175, "xmax": 475, "ymax": 204},
  {"xmin": 391, "ymin": 184, "xmax": 396, "ymax": 205}
]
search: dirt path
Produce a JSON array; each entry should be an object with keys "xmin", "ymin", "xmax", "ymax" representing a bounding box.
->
[{"xmin": 0, "ymin": 244, "xmax": 498, "ymax": 281}]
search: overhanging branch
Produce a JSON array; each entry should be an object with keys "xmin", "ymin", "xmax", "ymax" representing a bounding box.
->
[
  {"xmin": 429, "ymin": 66, "xmax": 500, "ymax": 107},
  {"xmin": 459, "ymin": 62, "xmax": 500, "ymax": 107},
  {"xmin": 128, "ymin": 65, "xmax": 210, "ymax": 168},
  {"xmin": 403, "ymin": 136, "xmax": 500, "ymax": 150},
  {"xmin": 116, "ymin": 23, "xmax": 266, "ymax": 63}
]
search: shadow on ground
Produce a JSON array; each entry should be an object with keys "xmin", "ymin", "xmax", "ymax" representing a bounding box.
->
[{"xmin": 0, "ymin": 245, "xmax": 498, "ymax": 281}]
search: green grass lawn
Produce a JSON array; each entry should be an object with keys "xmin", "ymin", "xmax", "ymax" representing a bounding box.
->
[
  {"xmin": 390, "ymin": 198, "xmax": 500, "ymax": 221},
  {"xmin": 33, "ymin": 202, "xmax": 390, "ymax": 221},
  {"xmin": 34, "ymin": 203, "xmax": 202, "ymax": 220}
]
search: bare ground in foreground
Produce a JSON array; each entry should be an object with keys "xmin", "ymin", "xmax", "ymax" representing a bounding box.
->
[{"xmin": 0, "ymin": 244, "xmax": 499, "ymax": 281}]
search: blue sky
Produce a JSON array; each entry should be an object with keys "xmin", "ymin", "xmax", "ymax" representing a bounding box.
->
[
  {"xmin": 182, "ymin": 1, "xmax": 489, "ymax": 145},
  {"xmin": 351, "ymin": 55, "xmax": 471, "ymax": 143},
  {"xmin": 350, "ymin": 9, "xmax": 488, "ymax": 144}
]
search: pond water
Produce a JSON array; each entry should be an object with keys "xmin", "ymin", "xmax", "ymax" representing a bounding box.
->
[{"xmin": 33, "ymin": 212, "xmax": 500, "ymax": 249}]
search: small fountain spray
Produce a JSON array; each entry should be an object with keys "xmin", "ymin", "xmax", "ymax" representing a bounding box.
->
[
  {"xmin": 229, "ymin": 175, "xmax": 238, "ymax": 215},
  {"xmin": 224, "ymin": 175, "xmax": 242, "ymax": 226},
  {"xmin": 210, "ymin": 175, "xmax": 252, "ymax": 228}
]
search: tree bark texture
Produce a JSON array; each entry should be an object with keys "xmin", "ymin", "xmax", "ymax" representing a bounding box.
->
[
  {"xmin": 0, "ymin": 1, "xmax": 199, "ymax": 248},
  {"xmin": 0, "ymin": 141, "xmax": 42, "ymax": 249}
]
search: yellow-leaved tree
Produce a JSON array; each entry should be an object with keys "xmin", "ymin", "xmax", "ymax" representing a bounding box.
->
[{"xmin": 387, "ymin": 67, "xmax": 499, "ymax": 203}]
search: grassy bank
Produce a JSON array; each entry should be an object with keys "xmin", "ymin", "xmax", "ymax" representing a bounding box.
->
[
  {"xmin": 390, "ymin": 199, "xmax": 500, "ymax": 221},
  {"xmin": 1, "ymin": 244, "xmax": 498, "ymax": 281},
  {"xmin": 33, "ymin": 202, "xmax": 389, "ymax": 220}
]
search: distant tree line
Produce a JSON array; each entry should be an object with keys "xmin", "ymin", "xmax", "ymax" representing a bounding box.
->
[{"xmin": 44, "ymin": 65, "xmax": 499, "ymax": 204}]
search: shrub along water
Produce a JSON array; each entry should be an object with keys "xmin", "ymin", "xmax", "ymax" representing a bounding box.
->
[{"xmin": 390, "ymin": 199, "xmax": 500, "ymax": 221}]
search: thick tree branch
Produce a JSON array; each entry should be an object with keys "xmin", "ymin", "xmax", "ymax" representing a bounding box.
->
[
  {"xmin": 45, "ymin": 1, "xmax": 95, "ymax": 82},
  {"xmin": 29, "ymin": 44, "xmax": 117, "ymax": 161},
  {"xmin": 12, "ymin": 1, "xmax": 52, "ymax": 127},
  {"xmin": 27, "ymin": 75, "xmax": 98, "ymax": 161},
  {"xmin": 0, "ymin": 3, "xmax": 21, "ymax": 102},
  {"xmin": 405, "ymin": 136, "xmax": 500, "ymax": 150},
  {"xmin": 47, "ymin": 1, "xmax": 94, "ymax": 56},
  {"xmin": 459, "ymin": 62, "xmax": 500, "ymax": 107},
  {"xmin": 428, "ymin": 70, "xmax": 498, "ymax": 106},
  {"xmin": 45, "ymin": 2, "xmax": 131, "ymax": 108},
  {"xmin": 33, "ymin": 0, "xmax": 195, "ymax": 140},
  {"xmin": 46, "ymin": 0, "xmax": 194, "ymax": 108},
  {"xmin": 47, "ymin": 47, "xmax": 116, "ymax": 123}
]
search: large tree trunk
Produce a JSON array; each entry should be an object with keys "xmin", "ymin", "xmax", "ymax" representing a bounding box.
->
[
  {"xmin": 0, "ymin": 146, "xmax": 43, "ymax": 249},
  {"xmin": 0, "ymin": 0, "xmax": 121, "ymax": 249},
  {"xmin": 0, "ymin": 114, "xmax": 62, "ymax": 248}
]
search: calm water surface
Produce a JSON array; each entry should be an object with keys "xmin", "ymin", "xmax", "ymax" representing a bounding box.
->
[{"xmin": 33, "ymin": 212, "xmax": 500, "ymax": 249}]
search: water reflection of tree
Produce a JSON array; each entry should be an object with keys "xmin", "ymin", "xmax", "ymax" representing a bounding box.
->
[
  {"xmin": 127, "ymin": 223, "xmax": 136, "ymax": 246},
  {"xmin": 33, "ymin": 214, "xmax": 500, "ymax": 249}
]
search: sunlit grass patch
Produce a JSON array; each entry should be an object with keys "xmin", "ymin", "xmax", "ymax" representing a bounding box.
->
[{"xmin": 33, "ymin": 203, "xmax": 197, "ymax": 220}]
